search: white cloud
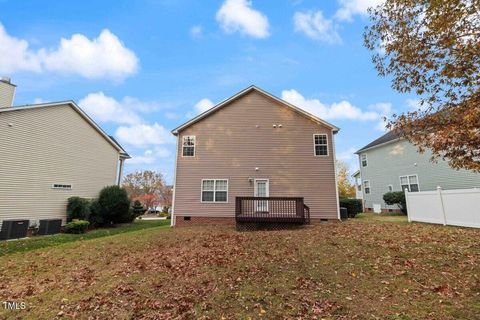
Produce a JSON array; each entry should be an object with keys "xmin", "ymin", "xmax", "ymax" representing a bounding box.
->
[
  {"xmin": 190, "ymin": 25, "xmax": 203, "ymax": 38},
  {"xmin": 406, "ymin": 98, "xmax": 430, "ymax": 112},
  {"xmin": 335, "ymin": 0, "xmax": 384, "ymax": 21},
  {"xmin": 294, "ymin": 11, "xmax": 341, "ymax": 43},
  {"xmin": 0, "ymin": 24, "xmax": 42, "ymax": 73},
  {"xmin": 216, "ymin": 0, "xmax": 270, "ymax": 38},
  {"xmin": 337, "ymin": 147, "xmax": 357, "ymax": 162},
  {"xmin": 79, "ymin": 92, "xmax": 143, "ymax": 125},
  {"xmin": 281, "ymin": 89, "xmax": 379, "ymax": 121},
  {"xmin": 164, "ymin": 112, "xmax": 180, "ymax": 120},
  {"xmin": 0, "ymin": 23, "xmax": 138, "ymax": 81},
  {"xmin": 128, "ymin": 147, "xmax": 171, "ymax": 165},
  {"xmin": 194, "ymin": 98, "xmax": 215, "ymax": 114},
  {"xmin": 115, "ymin": 123, "xmax": 174, "ymax": 148},
  {"xmin": 33, "ymin": 98, "xmax": 45, "ymax": 104},
  {"xmin": 368, "ymin": 102, "xmax": 393, "ymax": 131}
]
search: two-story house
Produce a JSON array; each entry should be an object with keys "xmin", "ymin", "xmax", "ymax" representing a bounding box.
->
[
  {"xmin": 356, "ymin": 130, "xmax": 480, "ymax": 212},
  {"xmin": 0, "ymin": 78, "xmax": 130, "ymax": 239},
  {"xmin": 171, "ymin": 86, "xmax": 340, "ymax": 226}
]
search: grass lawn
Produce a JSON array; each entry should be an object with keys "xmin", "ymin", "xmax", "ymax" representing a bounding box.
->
[
  {"xmin": 0, "ymin": 219, "xmax": 170, "ymax": 257},
  {"xmin": 1, "ymin": 215, "xmax": 479, "ymax": 319}
]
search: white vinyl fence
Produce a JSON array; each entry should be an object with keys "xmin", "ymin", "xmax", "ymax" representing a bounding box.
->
[{"xmin": 405, "ymin": 187, "xmax": 480, "ymax": 228}]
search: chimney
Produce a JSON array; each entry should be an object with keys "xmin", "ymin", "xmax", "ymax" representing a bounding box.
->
[{"xmin": 0, "ymin": 77, "xmax": 16, "ymax": 109}]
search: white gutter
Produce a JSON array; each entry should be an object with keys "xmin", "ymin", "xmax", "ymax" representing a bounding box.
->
[
  {"xmin": 170, "ymin": 135, "xmax": 179, "ymax": 227},
  {"xmin": 332, "ymin": 129, "xmax": 341, "ymax": 220}
]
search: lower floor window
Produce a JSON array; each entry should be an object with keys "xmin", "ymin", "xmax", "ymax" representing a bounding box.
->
[
  {"xmin": 201, "ymin": 179, "xmax": 228, "ymax": 202},
  {"xmin": 400, "ymin": 175, "xmax": 419, "ymax": 192},
  {"xmin": 363, "ymin": 180, "xmax": 370, "ymax": 194}
]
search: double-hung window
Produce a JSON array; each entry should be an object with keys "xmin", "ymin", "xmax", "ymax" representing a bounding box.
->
[
  {"xmin": 400, "ymin": 175, "xmax": 419, "ymax": 192},
  {"xmin": 313, "ymin": 134, "xmax": 328, "ymax": 156},
  {"xmin": 182, "ymin": 135, "xmax": 195, "ymax": 157},
  {"xmin": 363, "ymin": 180, "xmax": 371, "ymax": 194},
  {"xmin": 361, "ymin": 154, "xmax": 368, "ymax": 167},
  {"xmin": 201, "ymin": 179, "xmax": 228, "ymax": 202}
]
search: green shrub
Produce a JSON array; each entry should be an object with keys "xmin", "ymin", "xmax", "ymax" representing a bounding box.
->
[
  {"xmin": 64, "ymin": 219, "xmax": 90, "ymax": 234},
  {"xmin": 158, "ymin": 212, "xmax": 171, "ymax": 219},
  {"xmin": 94, "ymin": 186, "xmax": 132, "ymax": 225},
  {"xmin": 132, "ymin": 200, "xmax": 145, "ymax": 218},
  {"xmin": 88, "ymin": 199, "xmax": 103, "ymax": 227},
  {"xmin": 339, "ymin": 198, "xmax": 363, "ymax": 218},
  {"xmin": 383, "ymin": 192, "xmax": 407, "ymax": 214},
  {"xmin": 66, "ymin": 197, "xmax": 91, "ymax": 222}
]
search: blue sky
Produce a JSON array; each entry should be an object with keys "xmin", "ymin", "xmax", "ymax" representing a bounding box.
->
[{"xmin": 0, "ymin": 0, "xmax": 417, "ymax": 183}]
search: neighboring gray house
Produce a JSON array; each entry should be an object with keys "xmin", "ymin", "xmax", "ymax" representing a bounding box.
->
[
  {"xmin": 352, "ymin": 170, "xmax": 363, "ymax": 200},
  {"xmin": 0, "ymin": 78, "xmax": 130, "ymax": 236},
  {"xmin": 356, "ymin": 130, "xmax": 480, "ymax": 212}
]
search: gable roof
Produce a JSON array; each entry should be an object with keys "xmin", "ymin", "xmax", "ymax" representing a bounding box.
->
[
  {"xmin": 0, "ymin": 101, "xmax": 131, "ymax": 159},
  {"xmin": 171, "ymin": 85, "xmax": 340, "ymax": 135},
  {"xmin": 351, "ymin": 170, "xmax": 361, "ymax": 178},
  {"xmin": 355, "ymin": 130, "xmax": 402, "ymax": 154}
]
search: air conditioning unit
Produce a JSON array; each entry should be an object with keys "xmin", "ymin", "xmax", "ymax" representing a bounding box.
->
[
  {"xmin": 0, "ymin": 220, "xmax": 29, "ymax": 240},
  {"xmin": 38, "ymin": 219, "xmax": 62, "ymax": 235}
]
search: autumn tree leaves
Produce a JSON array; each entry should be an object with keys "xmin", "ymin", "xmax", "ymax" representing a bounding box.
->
[{"xmin": 364, "ymin": 0, "xmax": 480, "ymax": 171}]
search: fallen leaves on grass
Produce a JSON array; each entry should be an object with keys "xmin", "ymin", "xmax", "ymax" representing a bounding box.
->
[{"xmin": 0, "ymin": 219, "xmax": 479, "ymax": 319}]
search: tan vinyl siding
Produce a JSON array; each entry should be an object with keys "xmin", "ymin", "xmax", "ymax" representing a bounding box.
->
[
  {"xmin": 174, "ymin": 90, "xmax": 338, "ymax": 221},
  {"xmin": 0, "ymin": 104, "xmax": 120, "ymax": 227},
  {"xmin": 0, "ymin": 81, "xmax": 15, "ymax": 109}
]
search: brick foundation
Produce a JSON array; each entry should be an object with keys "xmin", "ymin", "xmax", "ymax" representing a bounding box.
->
[
  {"xmin": 173, "ymin": 216, "xmax": 340, "ymax": 227},
  {"xmin": 174, "ymin": 216, "xmax": 235, "ymax": 227}
]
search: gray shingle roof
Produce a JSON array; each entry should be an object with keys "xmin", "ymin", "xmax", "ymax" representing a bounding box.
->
[{"xmin": 356, "ymin": 130, "xmax": 402, "ymax": 154}]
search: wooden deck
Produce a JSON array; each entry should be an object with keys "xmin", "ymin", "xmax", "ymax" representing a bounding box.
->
[{"xmin": 235, "ymin": 197, "xmax": 310, "ymax": 225}]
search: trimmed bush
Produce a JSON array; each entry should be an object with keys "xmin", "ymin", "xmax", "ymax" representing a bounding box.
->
[
  {"xmin": 383, "ymin": 192, "xmax": 407, "ymax": 214},
  {"xmin": 94, "ymin": 186, "xmax": 132, "ymax": 225},
  {"xmin": 66, "ymin": 197, "xmax": 91, "ymax": 222},
  {"xmin": 339, "ymin": 198, "xmax": 363, "ymax": 218},
  {"xmin": 64, "ymin": 219, "xmax": 90, "ymax": 234},
  {"xmin": 88, "ymin": 199, "xmax": 104, "ymax": 227},
  {"xmin": 132, "ymin": 200, "xmax": 145, "ymax": 218}
]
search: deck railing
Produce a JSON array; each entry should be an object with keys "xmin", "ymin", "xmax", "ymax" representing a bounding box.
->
[{"xmin": 235, "ymin": 197, "xmax": 310, "ymax": 225}]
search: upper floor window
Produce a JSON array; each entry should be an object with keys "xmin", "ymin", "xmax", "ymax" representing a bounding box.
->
[
  {"xmin": 182, "ymin": 135, "xmax": 195, "ymax": 157},
  {"xmin": 363, "ymin": 180, "xmax": 371, "ymax": 194},
  {"xmin": 201, "ymin": 179, "xmax": 228, "ymax": 202},
  {"xmin": 313, "ymin": 134, "xmax": 328, "ymax": 156},
  {"xmin": 400, "ymin": 175, "xmax": 419, "ymax": 192},
  {"xmin": 361, "ymin": 154, "xmax": 368, "ymax": 167}
]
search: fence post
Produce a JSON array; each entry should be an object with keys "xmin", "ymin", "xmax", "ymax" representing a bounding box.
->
[
  {"xmin": 404, "ymin": 188, "xmax": 411, "ymax": 222},
  {"xmin": 437, "ymin": 186, "xmax": 447, "ymax": 226}
]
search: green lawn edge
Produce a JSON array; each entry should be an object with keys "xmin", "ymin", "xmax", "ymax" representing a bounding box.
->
[{"xmin": 0, "ymin": 219, "xmax": 170, "ymax": 257}]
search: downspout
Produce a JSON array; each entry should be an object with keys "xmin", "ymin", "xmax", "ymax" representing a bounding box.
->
[
  {"xmin": 171, "ymin": 135, "xmax": 179, "ymax": 227},
  {"xmin": 332, "ymin": 129, "xmax": 341, "ymax": 220},
  {"xmin": 117, "ymin": 158, "xmax": 125, "ymax": 186}
]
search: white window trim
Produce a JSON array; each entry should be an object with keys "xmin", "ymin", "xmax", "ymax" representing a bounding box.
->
[
  {"xmin": 52, "ymin": 184, "xmax": 73, "ymax": 190},
  {"xmin": 361, "ymin": 153, "xmax": 368, "ymax": 167},
  {"xmin": 313, "ymin": 133, "xmax": 329, "ymax": 157},
  {"xmin": 399, "ymin": 174, "xmax": 420, "ymax": 192},
  {"xmin": 253, "ymin": 179, "xmax": 270, "ymax": 197},
  {"xmin": 181, "ymin": 135, "xmax": 196, "ymax": 157},
  {"xmin": 363, "ymin": 180, "xmax": 371, "ymax": 194},
  {"xmin": 200, "ymin": 179, "xmax": 229, "ymax": 203},
  {"xmin": 387, "ymin": 184, "xmax": 393, "ymax": 192}
]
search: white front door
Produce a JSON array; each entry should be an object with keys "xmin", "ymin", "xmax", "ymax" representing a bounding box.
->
[{"xmin": 254, "ymin": 179, "xmax": 269, "ymax": 212}]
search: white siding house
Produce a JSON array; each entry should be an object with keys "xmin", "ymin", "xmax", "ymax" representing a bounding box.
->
[
  {"xmin": 356, "ymin": 131, "xmax": 480, "ymax": 212},
  {"xmin": 0, "ymin": 79, "xmax": 130, "ymax": 229}
]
